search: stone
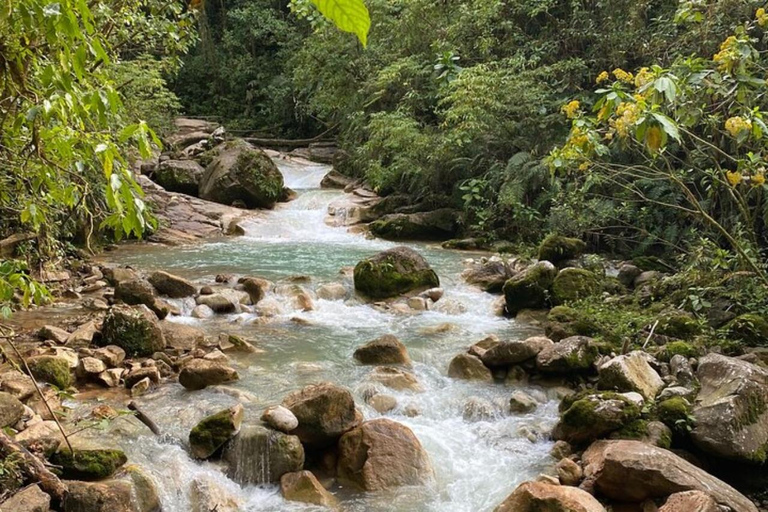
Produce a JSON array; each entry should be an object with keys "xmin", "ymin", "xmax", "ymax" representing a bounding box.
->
[
  {"xmin": 368, "ymin": 394, "xmax": 398, "ymax": 414},
  {"xmin": 691, "ymin": 353, "xmax": 768, "ymax": 464},
  {"xmin": 598, "ymin": 351, "xmax": 664, "ymax": 400},
  {"xmin": 199, "ymin": 139, "xmax": 285, "ymax": 209},
  {"xmin": 553, "ymin": 392, "xmax": 641, "ymax": 444},
  {"xmin": 281, "ymin": 382, "xmax": 359, "ymax": 447},
  {"xmin": 0, "ymin": 371, "xmax": 35, "ymax": 400},
  {"xmin": 191, "ymin": 304, "xmax": 215, "ymax": 319},
  {"xmin": 369, "ymin": 209, "xmax": 460, "ymax": 241},
  {"xmin": 556, "ymin": 457, "xmax": 583, "ymax": 486},
  {"xmin": 461, "ymin": 260, "xmax": 513, "ymax": 293},
  {"xmin": 93, "ymin": 345, "xmax": 126, "ymax": 368},
  {"xmin": 316, "ymin": 282, "xmax": 347, "ymax": 301},
  {"xmin": 219, "ymin": 334, "xmax": 260, "ymax": 354},
  {"xmin": 124, "ymin": 366, "xmax": 160, "ymax": 388},
  {"xmin": 38, "ymin": 325, "xmax": 70, "ymax": 344},
  {"xmin": 320, "ymin": 169, "xmax": 353, "ymax": 189},
  {"xmin": 261, "ymin": 405, "xmax": 299, "ymax": 433},
  {"xmin": 152, "ymin": 159, "xmax": 204, "ymax": 195},
  {"xmin": 101, "ymin": 266, "xmax": 138, "ymax": 286},
  {"xmin": 63, "ymin": 480, "xmax": 134, "ymax": 512},
  {"xmin": 337, "ymin": 418, "xmax": 432, "ymax": 491},
  {"xmin": 0, "ymin": 391, "xmax": 24, "ymax": 428},
  {"xmin": 123, "ymin": 464, "xmax": 162, "ymax": 512},
  {"xmin": 280, "ymin": 470, "xmax": 338, "ymax": 507},
  {"xmin": 462, "ymin": 397, "xmax": 497, "ymax": 421},
  {"xmin": 581, "ymin": 440, "xmax": 757, "ymax": 512},
  {"xmin": 538, "ymin": 234, "xmax": 587, "ymax": 265},
  {"xmin": 634, "ymin": 270, "xmax": 662, "ymax": 288},
  {"xmin": 196, "ymin": 293, "xmax": 238, "ymax": 314},
  {"xmin": 131, "ymin": 377, "xmax": 151, "ymax": 397},
  {"xmin": 15, "ymin": 420, "xmax": 64, "ymax": 455},
  {"xmin": 189, "ymin": 404, "xmax": 244, "ymax": 459},
  {"xmin": 223, "ymin": 425, "xmax": 304, "ymax": 484},
  {"xmin": 189, "ymin": 476, "xmax": 241, "ymax": 512},
  {"xmin": 97, "ymin": 368, "xmax": 124, "ymax": 388},
  {"xmin": 76, "ymin": 357, "xmax": 107, "ymax": 380},
  {"xmin": 240, "ymin": 277, "xmax": 269, "ymax": 304},
  {"xmin": 493, "ymin": 481, "xmax": 604, "ymax": 512},
  {"xmin": 67, "ymin": 320, "xmax": 98, "ymax": 346},
  {"xmin": 502, "ymin": 261, "xmax": 558, "ymax": 315},
  {"xmin": 160, "ymin": 321, "xmax": 206, "ymax": 351},
  {"xmin": 354, "ymin": 335, "xmax": 411, "ymax": 365},
  {"xmin": 27, "ymin": 355, "xmax": 72, "ymax": 389},
  {"xmin": 51, "ymin": 448, "xmax": 127, "ymax": 480},
  {"xmin": 468, "ymin": 335, "xmax": 500, "ymax": 359},
  {"xmin": 114, "ymin": 278, "xmax": 167, "ymax": 317},
  {"xmin": 481, "ymin": 337, "xmax": 553, "ymax": 367},
  {"xmin": 509, "ymin": 391, "xmax": 538, "ymax": 413},
  {"xmin": 353, "ymin": 246, "xmax": 440, "ymax": 299},
  {"xmin": 179, "ymin": 359, "xmax": 239, "ymax": 390},
  {"xmin": 368, "ymin": 366, "xmax": 421, "ymax": 391},
  {"xmin": 100, "ymin": 304, "xmax": 165, "ymax": 357},
  {"xmin": 448, "ymin": 353, "xmax": 492, "ymax": 381},
  {"xmin": 551, "ymin": 268, "xmax": 600, "ymax": 305},
  {"xmin": 148, "ymin": 270, "xmax": 197, "ymax": 298},
  {"xmin": 0, "ymin": 483, "xmax": 50, "ymax": 512},
  {"xmin": 658, "ymin": 490, "xmax": 719, "ymax": 512},
  {"xmin": 536, "ymin": 336, "xmax": 599, "ymax": 374},
  {"xmin": 617, "ymin": 263, "xmax": 642, "ymax": 288}
]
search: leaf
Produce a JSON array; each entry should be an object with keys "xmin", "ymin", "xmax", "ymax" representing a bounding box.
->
[
  {"xmin": 652, "ymin": 113, "xmax": 681, "ymax": 142},
  {"xmin": 310, "ymin": 0, "xmax": 371, "ymax": 47},
  {"xmin": 645, "ymin": 125, "xmax": 664, "ymax": 153}
]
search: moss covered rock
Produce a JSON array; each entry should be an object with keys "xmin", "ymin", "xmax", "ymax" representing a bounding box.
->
[
  {"xmin": 722, "ymin": 313, "xmax": 768, "ymax": 347},
  {"xmin": 27, "ymin": 356, "xmax": 72, "ymax": 389},
  {"xmin": 354, "ymin": 246, "xmax": 439, "ymax": 299},
  {"xmin": 551, "ymin": 268, "xmax": 600, "ymax": 305},
  {"xmin": 369, "ymin": 209, "xmax": 460, "ymax": 241},
  {"xmin": 535, "ymin": 336, "xmax": 599, "ymax": 374},
  {"xmin": 655, "ymin": 397, "xmax": 693, "ymax": 431},
  {"xmin": 502, "ymin": 261, "xmax": 557, "ymax": 316},
  {"xmin": 660, "ymin": 341, "xmax": 701, "ymax": 360},
  {"xmin": 538, "ymin": 234, "xmax": 586, "ymax": 265},
  {"xmin": 152, "ymin": 159, "xmax": 204, "ymax": 196},
  {"xmin": 657, "ymin": 311, "xmax": 702, "ymax": 340},
  {"xmin": 544, "ymin": 306, "xmax": 600, "ymax": 341},
  {"xmin": 553, "ymin": 392, "xmax": 641, "ymax": 444},
  {"xmin": 50, "ymin": 448, "xmax": 127, "ymax": 480},
  {"xmin": 100, "ymin": 305, "xmax": 165, "ymax": 358},
  {"xmin": 610, "ymin": 419, "xmax": 672, "ymax": 449},
  {"xmin": 199, "ymin": 139, "xmax": 284, "ymax": 209},
  {"xmin": 189, "ymin": 404, "xmax": 244, "ymax": 459}
]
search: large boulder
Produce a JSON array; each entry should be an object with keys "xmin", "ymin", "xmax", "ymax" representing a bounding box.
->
[
  {"xmin": 100, "ymin": 305, "xmax": 165, "ymax": 357},
  {"xmin": 0, "ymin": 391, "xmax": 24, "ymax": 428},
  {"xmin": 581, "ymin": 440, "xmax": 758, "ymax": 512},
  {"xmin": 63, "ymin": 480, "xmax": 135, "ymax": 512},
  {"xmin": 493, "ymin": 481, "xmax": 605, "ymax": 512},
  {"xmin": 281, "ymin": 382, "xmax": 359, "ymax": 447},
  {"xmin": 598, "ymin": 351, "xmax": 664, "ymax": 400},
  {"xmin": 179, "ymin": 359, "xmax": 239, "ymax": 390},
  {"xmin": 481, "ymin": 337, "xmax": 553, "ymax": 367},
  {"xmin": 50, "ymin": 448, "xmax": 127, "ymax": 480},
  {"xmin": 223, "ymin": 425, "xmax": 304, "ymax": 484},
  {"xmin": 114, "ymin": 278, "xmax": 167, "ymax": 318},
  {"xmin": 189, "ymin": 404, "xmax": 244, "ymax": 459},
  {"xmin": 658, "ymin": 491, "xmax": 719, "ymax": 512},
  {"xmin": 199, "ymin": 140, "xmax": 284, "ymax": 209},
  {"xmin": 27, "ymin": 356, "xmax": 72, "ymax": 389},
  {"xmin": 337, "ymin": 418, "xmax": 432, "ymax": 491},
  {"xmin": 148, "ymin": 271, "xmax": 197, "ymax": 298},
  {"xmin": 551, "ymin": 268, "xmax": 600, "ymax": 305},
  {"xmin": 447, "ymin": 353, "xmax": 492, "ymax": 381},
  {"xmin": 691, "ymin": 353, "xmax": 768, "ymax": 464},
  {"xmin": 536, "ymin": 336, "xmax": 599, "ymax": 374},
  {"xmin": 502, "ymin": 261, "xmax": 557, "ymax": 315},
  {"xmin": 554, "ymin": 392, "xmax": 641, "ymax": 444},
  {"xmin": 354, "ymin": 334, "xmax": 411, "ymax": 365},
  {"xmin": 160, "ymin": 321, "xmax": 206, "ymax": 351},
  {"xmin": 369, "ymin": 209, "xmax": 460, "ymax": 241},
  {"xmin": 353, "ymin": 247, "xmax": 439, "ymax": 299},
  {"xmin": 461, "ymin": 260, "xmax": 514, "ymax": 293},
  {"xmin": 280, "ymin": 471, "xmax": 338, "ymax": 508},
  {"xmin": 538, "ymin": 234, "xmax": 586, "ymax": 265},
  {"xmin": 152, "ymin": 159, "xmax": 204, "ymax": 196}
]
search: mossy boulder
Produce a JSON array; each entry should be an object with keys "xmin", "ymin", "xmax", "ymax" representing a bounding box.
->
[
  {"xmin": 656, "ymin": 311, "xmax": 702, "ymax": 340},
  {"xmin": 722, "ymin": 313, "xmax": 768, "ymax": 347},
  {"xmin": 369, "ymin": 209, "xmax": 460, "ymax": 241},
  {"xmin": 152, "ymin": 159, "xmax": 204, "ymax": 196},
  {"xmin": 551, "ymin": 268, "xmax": 600, "ymax": 305},
  {"xmin": 199, "ymin": 139, "xmax": 284, "ymax": 209},
  {"xmin": 27, "ymin": 356, "xmax": 72, "ymax": 389},
  {"xmin": 50, "ymin": 448, "xmax": 127, "ymax": 480},
  {"xmin": 100, "ymin": 305, "xmax": 165, "ymax": 358},
  {"xmin": 502, "ymin": 261, "xmax": 557, "ymax": 316},
  {"xmin": 538, "ymin": 234, "xmax": 586, "ymax": 265},
  {"xmin": 655, "ymin": 397, "xmax": 692, "ymax": 431},
  {"xmin": 660, "ymin": 341, "xmax": 700, "ymax": 361},
  {"xmin": 544, "ymin": 306, "xmax": 600, "ymax": 341},
  {"xmin": 553, "ymin": 392, "xmax": 642, "ymax": 444},
  {"xmin": 353, "ymin": 246, "xmax": 439, "ymax": 300},
  {"xmin": 535, "ymin": 336, "xmax": 599, "ymax": 374},
  {"xmin": 189, "ymin": 404, "xmax": 244, "ymax": 459},
  {"xmin": 611, "ymin": 419, "xmax": 672, "ymax": 449}
]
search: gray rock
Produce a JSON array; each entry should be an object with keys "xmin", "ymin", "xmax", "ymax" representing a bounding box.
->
[
  {"xmin": 223, "ymin": 425, "xmax": 304, "ymax": 484},
  {"xmin": 261, "ymin": 405, "xmax": 299, "ymax": 433}
]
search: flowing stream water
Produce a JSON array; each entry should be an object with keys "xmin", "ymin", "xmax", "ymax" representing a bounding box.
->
[{"xmin": 86, "ymin": 156, "xmax": 560, "ymax": 512}]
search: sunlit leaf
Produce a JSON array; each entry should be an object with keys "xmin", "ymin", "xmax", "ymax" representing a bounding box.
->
[{"xmin": 310, "ymin": 0, "xmax": 370, "ymax": 46}]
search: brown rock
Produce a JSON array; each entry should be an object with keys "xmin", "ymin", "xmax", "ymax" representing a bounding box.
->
[
  {"xmin": 148, "ymin": 270, "xmax": 197, "ymax": 298},
  {"xmin": 482, "ymin": 336, "xmax": 553, "ymax": 367},
  {"xmin": 179, "ymin": 359, "xmax": 239, "ymax": 390},
  {"xmin": 282, "ymin": 382, "xmax": 359, "ymax": 447},
  {"xmin": 368, "ymin": 366, "xmax": 421, "ymax": 391},
  {"xmin": 38, "ymin": 325, "xmax": 70, "ymax": 344},
  {"xmin": 354, "ymin": 334, "xmax": 411, "ymax": 365},
  {"xmin": 160, "ymin": 321, "xmax": 206, "ymax": 351},
  {"xmin": 280, "ymin": 470, "xmax": 337, "ymax": 507},
  {"xmin": 447, "ymin": 353, "xmax": 492, "ymax": 381},
  {"xmin": 556, "ymin": 457, "xmax": 583, "ymax": 486},
  {"xmin": 0, "ymin": 484, "xmax": 50, "ymax": 512},
  {"xmin": 493, "ymin": 481, "xmax": 605, "ymax": 512},
  {"xmin": 658, "ymin": 490, "xmax": 719, "ymax": 512}
]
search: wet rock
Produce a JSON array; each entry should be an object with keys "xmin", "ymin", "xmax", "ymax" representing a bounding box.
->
[
  {"xmin": 321, "ymin": 169, "xmax": 353, "ymax": 189},
  {"xmin": 502, "ymin": 261, "xmax": 557, "ymax": 315},
  {"xmin": 199, "ymin": 140, "xmax": 285, "ymax": 209},
  {"xmin": 27, "ymin": 355, "xmax": 72, "ymax": 389},
  {"xmin": 354, "ymin": 334, "xmax": 411, "ymax": 365},
  {"xmin": 93, "ymin": 345, "xmax": 126, "ymax": 368},
  {"xmin": 553, "ymin": 392, "xmax": 641, "ymax": 444},
  {"xmin": 281, "ymin": 382, "xmax": 359, "ymax": 447},
  {"xmin": 148, "ymin": 270, "xmax": 197, "ymax": 298},
  {"xmin": 97, "ymin": 368, "xmax": 124, "ymax": 388},
  {"xmin": 462, "ymin": 397, "xmax": 497, "ymax": 421},
  {"xmin": 581, "ymin": 440, "xmax": 757, "ymax": 512},
  {"xmin": 538, "ymin": 234, "xmax": 587, "ymax": 266},
  {"xmin": 598, "ymin": 351, "xmax": 664, "ymax": 400},
  {"xmin": 353, "ymin": 246, "xmax": 439, "ymax": 300},
  {"xmin": 0, "ymin": 391, "xmax": 24, "ymax": 428},
  {"xmin": 509, "ymin": 391, "xmax": 538, "ymax": 414},
  {"xmin": 160, "ymin": 321, "xmax": 206, "ymax": 351},
  {"xmin": 63, "ymin": 480, "xmax": 134, "ymax": 512},
  {"xmin": 481, "ymin": 337, "xmax": 553, "ymax": 367},
  {"xmin": 130, "ymin": 377, "xmax": 151, "ymax": 397},
  {"xmin": 280, "ymin": 470, "xmax": 338, "ymax": 507},
  {"xmin": 316, "ymin": 282, "xmax": 347, "ymax": 301},
  {"xmin": 189, "ymin": 404, "xmax": 244, "ymax": 459},
  {"xmin": 196, "ymin": 293, "xmax": 238, "ymax": 314},
  {"xmin": 368, "ymin": 394, "xmax": 398, "ymax": 414},
  {"xmin": 191, "ymin": 304, "xmax": 215, "ymax": 319},
  {"xmin": 38, "ymin": 325, "xmax": 70, "ymax": 344},
  {"xmin": 152, "ymin": 159, "xmax": 204, "ymax": 196},
  {"xmin": 239, "ymin": 277, "xmax": 269, "ymax": 304},
  {"xmin": 468, "ymin": 335, "xmax": 501, "ymax": 359},
  {"xmin": 536, "ymin": 336, "xmax": 599, "ymax": 374},
  {"xmin": 337, "ymin": 418, "xmax": 432, "ymax": 491},
  {"xmin": 67, "ymin": 320, "xmax": 99, "ymax": 346},
  {"xmin": 369, "ymin": 208, "xmax": 460, "ymax": 241},
  {"xmin": 551, "ymin": 268, "xmax": 600, "ymax": 305},
  {"xmin": 0, "ymin": 483, "xmax": 50, "ymax": 512},
  {"xmin": 114, "ymin": 278, "xmax": 167, "ymax": 317},
  {"xmin": 493, "ymin": 480, "xmax": 604, "ymax": 512},
  {"xmin": 219, "ymin": 333, "xmax": 260, "ymax": 354},
  {"xmin": 179, "ymin": 359, "xmax": 239, "ymax": 390},
  {"xmin": 123, "ymin": 464, "xmax": 162, "ymax": 512},
  {"xmin": 461, "ymin": 260, "xmax": 513, "ymax": 293},
  {"xmin": 76, "ymin": 357, "xmax": 107, "ymax": 380},
  {"xmin": 100, "ymin": 304, "xmax": 165, "ymax": 357},
  {"xmin": 0, "ymin": 371, "xmax": 35, "ymax": 400},
  {"xmin": 261, "ymin": 405, "xmax": 299, "ymax": 433},
  {"xmin": 124, "ymin": 366, "xmax": 160, "ymax": 388},
  {"xmin": 223, "ymin": 425, "xmax": 304, "ymax": 484},
  {"xmin": 368, "ymin": 366, "xmax": 421, "ymax": 391},
  {"xmin": 51, "ymin": 448, "xmax": 127, "ymax": 480},
  {"xmin": 658, "ymin": 490, "xmax": 719, "ymax": 512},
  {"xmin": 556, "ymin": 457, "xmax": 583, "ymax": 486},
  {"xmin": 448, "ymin": 353, "xmax": 492, "ymax": 381},
  {"xmin": 691, "ymin": 353, "xmax": 768, "ymax": 464},
  {"xmin": 189, "ymin": 476, "xmax": 241, "ymax": 512},
  {"xmin": 617, "ymin": 263, "xmax": 642, "ymax": 288}
]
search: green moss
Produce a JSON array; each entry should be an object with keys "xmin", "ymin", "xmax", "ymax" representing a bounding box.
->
[
  {"xmin": 613, "ymin": 419, "xmax": 649, "ymax": 440},
  {"xmin": 661, "ymin": 341, "xmax": 701, "ymax": 360},
  {"xmin": 735, "ymin": 391, "xmax": 767, "ymax": 429},
  {"xmin": 354, "ymin": 251, "xmax": 439, "ymax": 299},
  {"xmin": 632, "ymin": 256, "xmax": 673, "ymax": 272},
  {"xmin": 557, "ymin": 391, "xmax": 641, "ymax": 443},
  {"xmin": 551, "ymin": 268, "xmax": 600, "ymax": 305},
  {"xmin": 28, "ymin": 356, "xmax": 72, "ymax": 389},
  {"xmin": 654, "ymin": 397, "xmax": 692, "ymax": 429},
  {"xmin": 722, "ymin": 314, "xmax": 768, "ymax": 347},
  {"xmin": 538, "ymin": 234, "xmax": 586, "ymax": 264},
  {"xmin": 50, "ymin": 449, "xmax": 127, "ymax": 480},
  {"xmin": 100, "ymin": 306, "xmax": 163, "ymax": 357},
  {"xmin": 502, "ymin": 261, "xmax": 557, "ymax": 315},
  {"xmin": 656, "ymin": 312, "xmax": 702, "ymax": 340},
  {"xmin": 0, "ymin": 453, "xmax": 24, "ymax": 495},
  {"xmin": 189, "ymin": 409, "xmax": 240, "ymax": 459}
]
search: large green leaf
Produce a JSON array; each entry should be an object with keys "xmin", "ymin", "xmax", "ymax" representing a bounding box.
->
[{"xmin": 311, "ymin": 0, "xmax": 370, "ymax": 47}]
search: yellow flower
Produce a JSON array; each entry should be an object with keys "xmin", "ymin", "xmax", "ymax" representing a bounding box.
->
[
  {"xmin": 562, "ymin": 100, "xmax": 581, "ymax": 119},
  {"xmin": 596, "ymin": 71, "xmax": 609, "ymax": 84},
  {"xmin": 724, "ymin": 116, "xmax": 752, "ymax": 138},
  {"xmin": 752, "ymin": 171, "xmax": 766, "ymax": 186},
  {"xmin": 569, "ymin": 126, "xmax": 589, "ymax": 147},
  {"xmin": 757, "ymin": 7, "xmax": 768, "ymax": 26},
  {"xmin": 634, "ymin": 67, "xmax": 652, "ymax": 88},
  {"xmin": 612, "ymin": 68, "xmax": 634, "ymax": 84},
  {"xmin": 713, "ymin": 36, "xmax": 739, "ymax": 72},
  {"xmin": 726, "ymin": 170, "xmax": 742, "ymax": 186},
  {"xmin": 578, "ymin": 161, "xmax": 590, "ymax": 171},
  {"xmin": 611, "ymin": 102, "xmax": 640, "ymax": 138}
]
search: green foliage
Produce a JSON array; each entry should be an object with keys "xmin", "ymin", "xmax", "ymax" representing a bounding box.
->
[{"xmin": 310, "ymin": 0, "xmax": 370, "ymax": 47}]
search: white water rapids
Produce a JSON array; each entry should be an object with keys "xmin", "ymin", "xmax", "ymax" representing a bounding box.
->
[{"xmin": 85, "ymin": 156, "xmax": 560, "ymax": 511}]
